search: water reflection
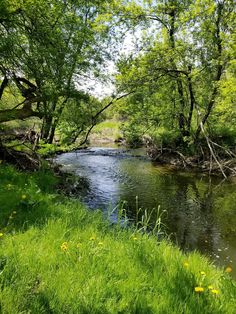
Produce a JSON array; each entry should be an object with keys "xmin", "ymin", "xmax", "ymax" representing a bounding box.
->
[{"xmin": 55, "ymin": 147, "xmax": 236, "ymax": 278}]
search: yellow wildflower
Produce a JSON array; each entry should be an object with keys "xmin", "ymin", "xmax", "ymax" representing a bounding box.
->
[
  {"xmin": 200, "ymin": 271, "xmax": 206, "ymax": 276},
  {"xmin": 194, "ymin": 287, "xmax": 204, "ymax": 293},
  {"xmin": 183, "ymin": 262, "xmax": 189, "ymax": 267},
  {"xmin": 225, "ymin": 266, "xmax": 232, "ymax": 273},
  {"xmin": 211, "ymin": 289, "xmax": 219, "ymax": 295},
  {"xmin": 0, "ymin": 233, "xmax": 3, "ymax": 237},
  {"xmin": 89, "ymin": 236, "xmax": 96, "ymax": 241},
  {"xmin": 208, "ymin": 285, "xmax": 213, "ymax": 290},
  {"xmin": 61, "ymin": 242, "xmax": 68, "ymax": 251},
  {"xmin": 21, "ymin": 195, "xmax": 27, "ymax": 200}
]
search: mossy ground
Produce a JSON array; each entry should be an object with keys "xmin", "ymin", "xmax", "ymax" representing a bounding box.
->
[{"xmin": 0, "ymin": 164, "xmax": 235, "ymax": 313}]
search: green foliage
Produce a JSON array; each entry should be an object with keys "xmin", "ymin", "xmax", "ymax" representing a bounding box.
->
[
  {"xmin": 1, "ymin": 0, "xmax": 236, "ymax": 151},
  {"xmin": 209, "ymin": 127, "xmax": 236, "ymax": 148},
  {"xmin": 151, "ymin": 128, "xmax": 181, "ymax": 148},
  {"xmin": 0, "ymin": 0, "xmax": 123, "ymax": 143},
  {"xmin": 37, "ymin": 142, "xmax": 61, "ymax": 156},
  {"xmin": 0, "ymin": 165, "xmax": 235, "ymax": 313},
  {"xmin": 116, "ymin": 0, "xmax": 236, "ymax": 150},
  {"xmin": 122, "ymin": 124, "xmax": 144, "ymax": 148},
  {"xmin": 58, "ymin": 95, "xmax": 103, "ymax": 145}
]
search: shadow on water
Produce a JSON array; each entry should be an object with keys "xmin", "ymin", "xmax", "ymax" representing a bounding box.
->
[{"xmin": 55, "ymin": 147, "xmax": 236, "ymax": 278}]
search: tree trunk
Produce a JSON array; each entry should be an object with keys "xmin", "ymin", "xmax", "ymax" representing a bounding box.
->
[
  {"xmin": 195, "ymin": 2, "xmax": 224, "ymax": 140},
  {"xmin": 47, "ymin": 98, "xmax": 68, "ymax": 144},
  {"xmin": 168, "ymin": 2, "xmax": 187, "ymax": 137},
  {"xmin": 0, "ymin": 100, "xmax": 42, "ymax": 123},
  {"xmin": 41, "ymin": 115, "xmax": 53, "ymax": 141},
  {"xmin": 186, "ymin": 70, "xmax": 195, "ymax": 135},
  {"xmin": 40, "ymin": 100, "xmax": 58, "ymax": 142},
  {"xmin": 0, "ymin": 76, "xmax": 8, "ymax": 99},
  {"xmin": 47, "ymin": 122, "xmax": 56, "ymax": 144}
]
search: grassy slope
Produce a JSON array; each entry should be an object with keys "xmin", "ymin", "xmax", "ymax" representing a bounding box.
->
[
  {"xmin": 0, "ymin": 164, "xmax": 235, "ymax": 314},
  {"xmin": 89, "ymin": 120, "xmax": 122, "ymax": 143}
]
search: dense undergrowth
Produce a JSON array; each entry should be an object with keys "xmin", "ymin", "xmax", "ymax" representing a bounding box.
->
[{"xmin": 0, "ymin": 164, "xmax": 235, "ymax": 313}]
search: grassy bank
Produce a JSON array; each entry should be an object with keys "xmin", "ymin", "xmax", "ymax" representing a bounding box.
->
[
  {"xmin": 0, "ymin": 164, "xmax": 235, "ymax": 313},
  {"xmin": 89, "ymin": 120, "xmax": 122, "ymax": 144}
]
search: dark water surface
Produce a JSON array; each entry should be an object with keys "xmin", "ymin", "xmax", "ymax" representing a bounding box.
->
[{"xmin": 55, "ymin": 147, "xmax": 236, "ymax": 277}]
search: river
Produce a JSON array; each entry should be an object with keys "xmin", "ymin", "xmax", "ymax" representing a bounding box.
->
[{"xmin": 55, "ymin": 146, "xmax": 236, "ymax": 278}]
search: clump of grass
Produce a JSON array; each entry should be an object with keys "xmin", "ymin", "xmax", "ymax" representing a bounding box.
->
[{"xmin": 0, "ymin": 165, "xmax": 235, "ymax": 313}]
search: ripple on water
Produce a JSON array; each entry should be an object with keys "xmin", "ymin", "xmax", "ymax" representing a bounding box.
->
[{"xmin": 55, "ymin": 147, "xmax": 236, "ymax": 278}]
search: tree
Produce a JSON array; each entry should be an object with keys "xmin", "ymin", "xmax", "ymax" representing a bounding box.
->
[
  {"xmin": 0, "ymin": 0, "xmax": 120, "ymax": 143},
  {"xmin": 115, "ymin": 0, "xmax": 236, "ymax": 148}
]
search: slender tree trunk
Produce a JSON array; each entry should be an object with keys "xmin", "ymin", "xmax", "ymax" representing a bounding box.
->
[
  {"xmin": 41, "ymin": 116, "xmax": 53, "ymax": 141},
  {"xmin": 40, "ymin": 100, "xmax": 58, "ymax": 142},
  {"xmin": 0, "ymin": 76, "xmax": 8, "ymax": 99},
  {"xmin": 47, "ymin": 98, "xmax": 68, "ymax": 144},
  {"xmin": 68, "ymin": 127, "xmax": 84, "ymax": 145},
  {"xmin": 47, "ymin": 123, "xmax": 56, "ymax": 144},
  {"xmin": 168, "ymin": 2, "xmax": 187, "ymax": 137},
  {"xmin": 195, "ymin": 2, "xmax": 224, "ymax": 140},
  {"xmin": 186, "ymin": 69, "xmax": 195, "ymax": 134}
]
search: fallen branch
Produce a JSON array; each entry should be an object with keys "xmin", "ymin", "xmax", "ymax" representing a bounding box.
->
[{"xmin": 195, "ymin": 103, "xmax": 227, "ymax": 178}]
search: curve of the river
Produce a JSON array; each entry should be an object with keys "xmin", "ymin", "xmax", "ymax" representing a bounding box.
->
[{"xmin": 55, "ymin": 147, "xmax": 236, "ymax": 278}]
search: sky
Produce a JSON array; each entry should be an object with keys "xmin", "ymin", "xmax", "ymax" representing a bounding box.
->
[{"xmin": 78, "ymin": 31, "xmax": 139, "ymax": 99}]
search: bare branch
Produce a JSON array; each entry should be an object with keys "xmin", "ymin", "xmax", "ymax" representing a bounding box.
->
[{"xmin": 195, "ymin": 102, "xmax": 227, "ymax": 178}]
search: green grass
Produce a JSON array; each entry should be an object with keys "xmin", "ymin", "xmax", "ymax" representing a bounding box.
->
[
  {"xmin": 0, "ymin": 164, "xmax": 235, "ymax": 313},
  {"xmin": 90, "ymin": 119, "xmax": 122, "ymax": 142}
]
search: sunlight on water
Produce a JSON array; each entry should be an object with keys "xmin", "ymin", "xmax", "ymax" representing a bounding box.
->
[{"xmin": 55, "ymin": 147, "xmax": 236, "ymax": 278}]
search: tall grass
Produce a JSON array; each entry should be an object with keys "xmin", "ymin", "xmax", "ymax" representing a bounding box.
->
[{"xmin": 0, "ymin": 164, "xmax": 235, "ymax": 313}]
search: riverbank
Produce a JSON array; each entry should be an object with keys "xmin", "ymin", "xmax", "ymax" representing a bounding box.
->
[
  {"xmin": 89, "ymin": 120, "xmax": 236, "ymax": 177},
  {"xmin": 147, "ymin": 147, "xmax": 236, "ymax": 177},
  {"xmin": 0, "ymin": 164, "xmax": 235, "ymax": 313}
]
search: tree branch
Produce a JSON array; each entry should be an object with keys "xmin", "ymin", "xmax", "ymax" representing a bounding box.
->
[
  {"xmin": 0, "ymin": 97, "xmax": 42, "ymax": 123},
  {"xmin": 0, "ymin": 76, "xmax": 8, "ymax": 100},
  {"xmin": 79, "ymin": 91, "xmax": 135, "ymax": 146}
]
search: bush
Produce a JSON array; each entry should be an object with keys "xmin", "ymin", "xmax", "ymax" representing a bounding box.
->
[
  {"xmin": 122, "ymin": 124, "xmax": 143, "ymax": 148},
  {"xmin": 150, "ymin": 128, "xmax": 181, "ymax": 148}
]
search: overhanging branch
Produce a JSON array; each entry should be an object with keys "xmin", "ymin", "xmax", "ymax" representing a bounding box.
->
[{"xmin": 79, "ymin": 91, "xmax": 135, "ymax": 146}]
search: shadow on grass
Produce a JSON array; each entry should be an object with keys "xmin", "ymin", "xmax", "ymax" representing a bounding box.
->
[{"xmin": 0, "ymin": 164, "xmax": 64, "ymax": 233}]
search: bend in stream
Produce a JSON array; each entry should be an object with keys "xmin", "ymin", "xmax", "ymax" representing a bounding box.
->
[{"xmin": 55, "ymin": 147, "xmax": 236, "ymax": 278}]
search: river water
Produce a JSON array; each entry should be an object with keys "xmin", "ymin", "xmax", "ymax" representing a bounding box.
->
[{"xmin": 55, "ymin": 146, "xmax": 236, "ymax": 277}]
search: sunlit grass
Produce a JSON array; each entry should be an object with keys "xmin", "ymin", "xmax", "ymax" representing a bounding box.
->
[
  {"xmin": 0, "ymin": 164, "xmax": 235, "ymax": 313},
  {"xmin": 91, "ymin": 119, "xmax": 122, "ymax": 143}
]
